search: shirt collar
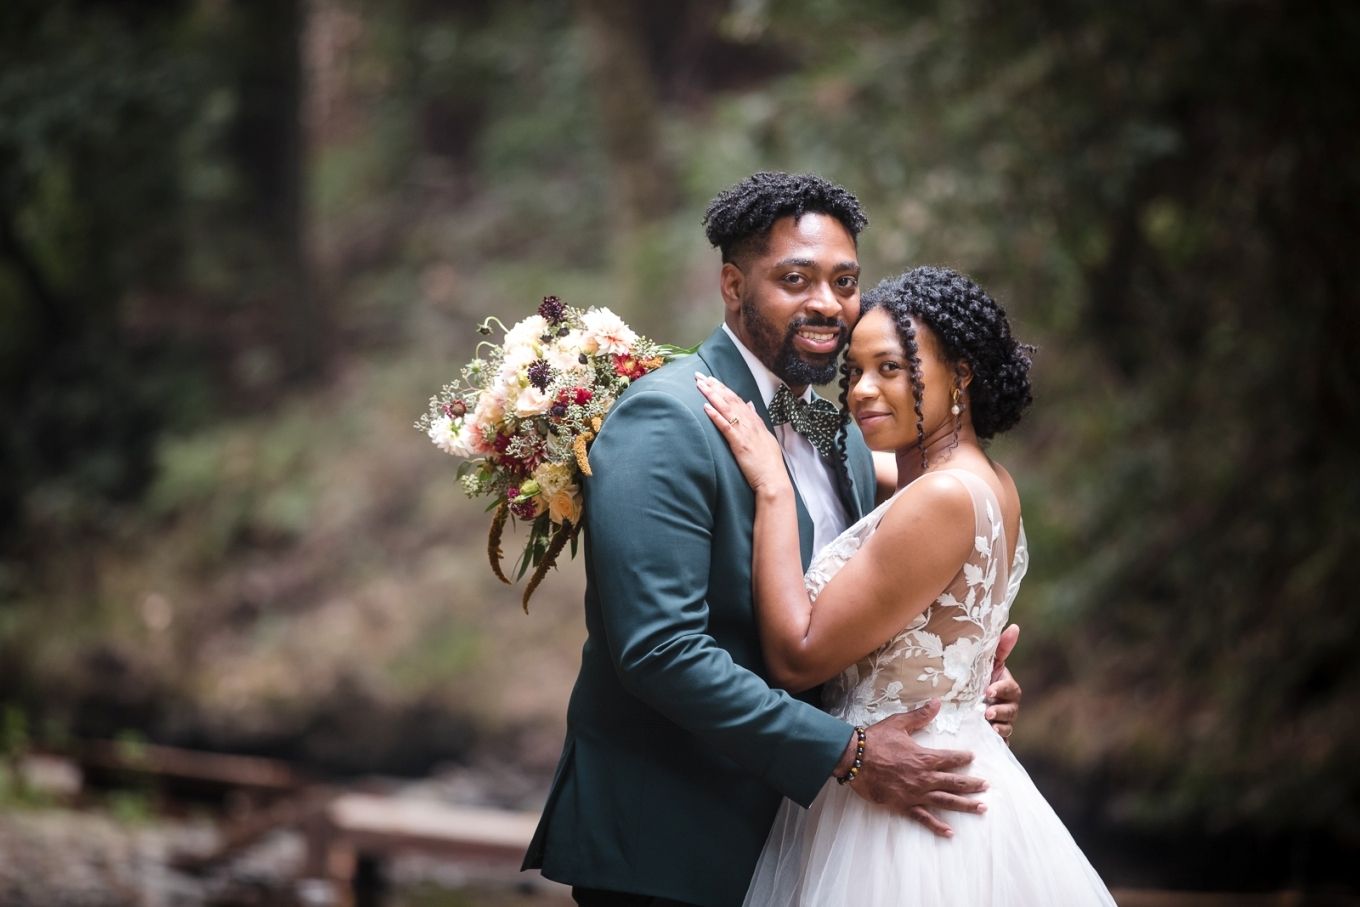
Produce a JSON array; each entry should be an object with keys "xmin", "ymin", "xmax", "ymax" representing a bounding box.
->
[{"xmin": 721, "ymin": 323, "xmax": 815, "ymax": 406}]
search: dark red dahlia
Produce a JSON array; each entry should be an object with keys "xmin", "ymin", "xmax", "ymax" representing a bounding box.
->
[
  {"xmin": 538, "ymin": 295, "xmax": 567, "ymax": 324},
  {"xmin": 556, "ymin": 387, "xmax": 593, "ymax": 407}
]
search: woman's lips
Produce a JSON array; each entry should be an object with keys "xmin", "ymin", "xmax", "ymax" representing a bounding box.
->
[{"xmin": 855, "ymin": 410, "xmax": 891, "ymax": 429}]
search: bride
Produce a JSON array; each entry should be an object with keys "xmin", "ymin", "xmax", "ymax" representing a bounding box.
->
[{"xmin": 696, "ymin": 266, "xmax": 1116, "ymax": 906}]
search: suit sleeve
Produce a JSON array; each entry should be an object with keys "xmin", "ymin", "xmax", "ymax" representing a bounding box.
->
[{"xmin": 583, "ymin": 386, "xmax": 850, "ymax": 807}]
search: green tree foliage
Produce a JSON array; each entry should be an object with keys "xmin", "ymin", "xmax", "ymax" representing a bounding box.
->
[
  {"xmin": 730, "ymin": 0, "xmax": 1360, "ymax": 850},
  {"xmin": 0, "ymin": 2, "xmax": 205, "ymax": 540},
  {"xmin": 2, "ymin": 0, "xmax": 1356, "ymax": 881},
  {"xmin": 0, "ymin": 0, "xmax": 329, "ymax": 546}
]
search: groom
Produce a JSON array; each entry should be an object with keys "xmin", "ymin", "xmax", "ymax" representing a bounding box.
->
[{"xmin": 524, "ymin": 172, "xmax": 1021, "ymax": 907}]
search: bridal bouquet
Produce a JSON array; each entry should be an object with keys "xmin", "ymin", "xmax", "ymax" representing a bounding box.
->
[{"xmin": 419, "ymin": 296, "xmax": 677, "ymax": 609}]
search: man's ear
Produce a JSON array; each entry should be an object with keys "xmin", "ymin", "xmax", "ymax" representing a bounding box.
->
[{"xmin": 719, "ymin": 262, "xmax": 744, "ymax": 317}]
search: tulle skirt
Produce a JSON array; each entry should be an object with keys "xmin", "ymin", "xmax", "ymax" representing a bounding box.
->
[{"xmin": 743, "ymin": 709, "xmax": 1117, "ymax": 906}]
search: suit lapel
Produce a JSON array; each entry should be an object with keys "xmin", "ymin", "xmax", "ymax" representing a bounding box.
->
[
  {"xmin": 833, "ymin": 405, "xmax": 877, "ymax": 520},
  {"xmin": 805, "ymin": 387, "xmax": 886, "ymax": 522},
  {"xmin": 697, "ymin": 328, "xmax": 816, "ymax": 570}
]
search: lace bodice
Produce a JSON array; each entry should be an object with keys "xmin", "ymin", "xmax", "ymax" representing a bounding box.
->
[{"xmin": 810, "ymin": 468, "xmax": 1028, "ymax": 734}]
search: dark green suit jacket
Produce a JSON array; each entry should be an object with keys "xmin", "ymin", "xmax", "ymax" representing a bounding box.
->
[{"xmin": 523, "ymin": 327, "xmax": 877, "ymax": 906}]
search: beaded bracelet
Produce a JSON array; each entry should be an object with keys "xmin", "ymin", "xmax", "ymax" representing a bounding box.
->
[{"xmin": 836, "ymin": 726, "xmax": 867, "ymax": 785}]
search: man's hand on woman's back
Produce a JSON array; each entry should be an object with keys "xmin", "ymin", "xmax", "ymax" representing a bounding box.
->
[{"xmin": 850, "ymin": 701, "xmax": 988, "ymax": 837}]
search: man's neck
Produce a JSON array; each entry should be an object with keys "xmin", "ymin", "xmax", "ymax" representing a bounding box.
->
[{"xmin": 720, "ymin": 322, "xmax": 808, "ymax": 398}]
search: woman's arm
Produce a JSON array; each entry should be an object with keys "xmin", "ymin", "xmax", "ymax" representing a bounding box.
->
[
  {"xmin": 698, "ymin": 375, "xmax": 974, "ymax": 692},
  {"xmin": 693, "ymin": 376, "xmax": 811, "ymax": 688},
  {"xmin": 781, "ymin": 475, "xmax": 973, "ymax": 689}
]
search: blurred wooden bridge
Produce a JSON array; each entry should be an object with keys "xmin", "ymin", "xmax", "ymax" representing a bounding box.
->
[
  {"xmin": 29, "ymin": 740, "xmax": 554, "ymax": 906},
  {"xmin": 18, "ymin": 742, "xmax": 1356, "ymax": 907}
]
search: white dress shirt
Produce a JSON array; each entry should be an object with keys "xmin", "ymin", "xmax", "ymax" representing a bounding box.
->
[{"xmin": 721, "ymin": 323, "xmax": 850, "ymax": 557}]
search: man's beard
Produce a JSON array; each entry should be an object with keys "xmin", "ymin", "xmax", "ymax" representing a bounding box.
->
[{"xmin": 741, "ymin": 294, "xmax": 849, "ymax": 387}]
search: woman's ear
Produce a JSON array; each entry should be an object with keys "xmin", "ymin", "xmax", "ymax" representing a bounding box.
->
[
  {"xmin": 956, "ymin": 360, "xmax": 974, "ymax": 391},
  {"xmin": 719, "ymin": 262, "xmax": 744, "ymax": 317}
]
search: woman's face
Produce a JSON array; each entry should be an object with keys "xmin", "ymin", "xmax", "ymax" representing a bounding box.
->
[{"xmin": 845, "ymin": 307, "xmax": 959, "ymax": 452}]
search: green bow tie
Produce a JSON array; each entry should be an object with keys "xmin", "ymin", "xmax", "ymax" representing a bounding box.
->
[{"xmin": 767, "ymin": 384, "xmax": 841, "ymax": 460}]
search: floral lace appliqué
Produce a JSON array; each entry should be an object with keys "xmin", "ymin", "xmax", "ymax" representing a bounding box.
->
[{"xmin": 815, "ymin": 471, "xmax": 1028, "ymax": 735}]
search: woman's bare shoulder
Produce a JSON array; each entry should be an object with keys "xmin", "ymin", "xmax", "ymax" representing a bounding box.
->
[{"xmin": 875, "ymin": 471, "xmax": 976, "ymax": 552}]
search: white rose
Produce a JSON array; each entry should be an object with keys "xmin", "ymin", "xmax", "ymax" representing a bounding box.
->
[
  {"xmin": 514, "ymin": 385, "xmax": 552, "ymax": 417},
  {"xmin": 503, "ymin": 315, "xmax": 549, "ymax": 352},
  {"xmin": 546, "ymin": 330, "xmax": 587, "ymax": 368},
  {"xmin": 500, "ymin": 344, "xmax": 539, "ymax": 384}
]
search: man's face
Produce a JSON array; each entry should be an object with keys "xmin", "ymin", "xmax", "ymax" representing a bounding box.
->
[{"xmin": 722, "ymin": 213, "xmax": 861, "ymax": 392}]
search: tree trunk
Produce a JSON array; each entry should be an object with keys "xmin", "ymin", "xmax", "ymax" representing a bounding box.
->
[
  {"xmin": 234, "ymin": 0, "xmax": 328, "ymax": 385},
  {"xmin": 575, "ymin": 0, "xmax": 676, "ymax": 328}
]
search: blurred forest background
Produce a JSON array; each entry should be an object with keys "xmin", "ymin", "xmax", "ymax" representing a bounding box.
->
[{"xmin": 1, "ymin": 0, "xmax": 1357, "ymax": 902}]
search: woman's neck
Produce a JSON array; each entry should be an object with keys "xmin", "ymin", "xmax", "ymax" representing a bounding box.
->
[{"xmin": 895, "ymin": 424, "xmax": 982, "ymax": 488}]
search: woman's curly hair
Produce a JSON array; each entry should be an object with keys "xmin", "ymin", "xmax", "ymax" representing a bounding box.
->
[{"xmin": 853, "ymin": 266, "xmax": 1034, "ymax": 445}]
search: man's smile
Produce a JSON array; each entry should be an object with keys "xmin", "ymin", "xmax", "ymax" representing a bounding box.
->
[{"xmin": 792, "ymin": 326, "xmax": 844, "ymax": 355}]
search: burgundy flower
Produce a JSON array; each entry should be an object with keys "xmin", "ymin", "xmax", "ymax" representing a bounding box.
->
[
  {"xmin": 442, "ymin": 399, "xmax": 467, "ymax": 418},
  {"xmin": 557, "ymin": 387, "xmax": 593, "ymax": 407},
  {"xmin": 538, "ymin": 295, "xmax": 566, "ymax": 324},
  {"xmin": 527, "ymin": 358, "xmax": 552, "ymax": 391}
]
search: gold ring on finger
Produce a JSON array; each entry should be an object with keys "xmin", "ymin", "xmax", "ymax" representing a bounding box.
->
[{"xmin": 729, "ymin": 416, "xmax": 740, "ymax": 425}]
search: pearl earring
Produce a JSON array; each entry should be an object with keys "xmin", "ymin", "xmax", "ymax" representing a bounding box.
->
[{"xmin": 950, "ymin": 386, "xmax": 963, "ymax": 416}]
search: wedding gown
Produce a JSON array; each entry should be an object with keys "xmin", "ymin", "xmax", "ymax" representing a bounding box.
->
[{"xmin": 744, "ymin": 468, "xmax": 1117, "ymax": 906}]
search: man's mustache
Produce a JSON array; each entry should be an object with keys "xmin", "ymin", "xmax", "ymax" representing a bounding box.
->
[{"xmin": 785, "ymin": 315, "xmax": 849, "ymax": 342}]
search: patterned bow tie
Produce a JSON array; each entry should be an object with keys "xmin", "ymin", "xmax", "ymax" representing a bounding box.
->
[{"xmin": 767, "ymin": 384, "xmax": 841, "ymax": 460}]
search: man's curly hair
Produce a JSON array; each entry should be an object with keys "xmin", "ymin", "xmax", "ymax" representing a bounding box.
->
[
  {"xmin": 854, "ymin": 266, "xmax": 1034, "ymax": 445},
  {"xmin": 702, "ymin": 171, "xmax": 869, "ymax": 264}
]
